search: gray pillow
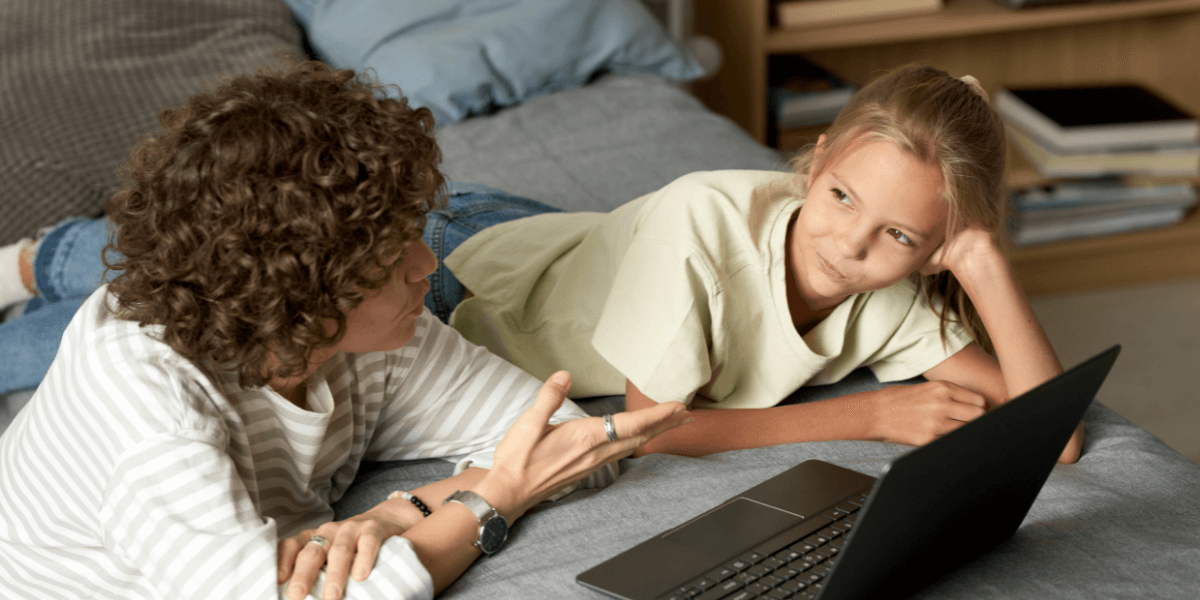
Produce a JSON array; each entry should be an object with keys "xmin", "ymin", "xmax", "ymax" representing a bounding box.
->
[{"xmin": 0, "ymin": 0, "xmax": 304, "ymax": 245}]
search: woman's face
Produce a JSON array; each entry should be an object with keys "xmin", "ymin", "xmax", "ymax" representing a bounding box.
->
[
  {"xmin": 790, "ymin": 136, "xmax": 947, "ymax": 310},
  {"xmin": 335, "ymin": 239, "xmax": 437, "ymax": 353}
]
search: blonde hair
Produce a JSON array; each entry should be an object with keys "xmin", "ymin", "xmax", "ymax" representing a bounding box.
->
[{"xmin": 790, "ymin": 64, "xmax": 1009, "ymax": 352}]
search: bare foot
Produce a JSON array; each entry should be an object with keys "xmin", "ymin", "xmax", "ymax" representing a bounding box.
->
[{"xmin": 18, "ymin": 242, "xmax": 36, "ymax": 294}]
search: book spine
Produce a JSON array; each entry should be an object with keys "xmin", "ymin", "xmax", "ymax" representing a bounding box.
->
[
  {"xmin": 1013, "ymin": 184, "xmax": 1198, "ymax": 209},
  {"xmin": 1013, "ymin": 207, "xmax": 1187, "ymax": 245}
]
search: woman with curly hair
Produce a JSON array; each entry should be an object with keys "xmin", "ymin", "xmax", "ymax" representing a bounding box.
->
[{"xmin": 0, "ymin": 61, "xmax": 688, "ymax": 600}]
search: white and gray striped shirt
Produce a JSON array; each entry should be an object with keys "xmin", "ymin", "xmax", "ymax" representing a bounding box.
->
[{"xmin": 0, "ymin": 286, "xmax": 612, "ymax": 599}]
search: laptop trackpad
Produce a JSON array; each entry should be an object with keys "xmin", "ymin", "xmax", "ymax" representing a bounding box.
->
[{"xmin": 664, "ymin": 498, "xmax": 804, "ymax": 556}]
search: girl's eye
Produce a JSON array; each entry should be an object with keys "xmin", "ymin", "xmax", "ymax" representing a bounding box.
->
[
  {"xmin": 888, "ymin": 229, "xmax": 913, "ymax": 246},
  {"xmin": 832, "ymin": 188, "xmax": 851, "ymax": 205}
]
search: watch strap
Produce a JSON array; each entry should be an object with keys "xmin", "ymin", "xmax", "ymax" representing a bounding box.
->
[
  {"xmin": 444, "ymin": 490, "xmax": 495, "ymax": 522},
  {"xmin": 444, "ymin": 490, "xmax": 509, "ymax": 555}
]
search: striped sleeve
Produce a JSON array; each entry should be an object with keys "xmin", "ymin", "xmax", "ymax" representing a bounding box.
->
[
  {"xmin": 366, "ymin": 312, "xmax": 618, "ymax": 490},
  {"xmin": 102, "ymin": 433, "xmax": 435, "ymax": 600},
  {"xmin": 284, "ymin": 540, "xmax": 432, "ymax": 600},
  {"xmin": 100, "ymin": 433, "xmax": 279, "ymax": 600}
]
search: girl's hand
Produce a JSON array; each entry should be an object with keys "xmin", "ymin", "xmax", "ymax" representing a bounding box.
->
[
  {"xmin": 278, "ymin": 511, "xmax": 408, "ymax": 600},
  {"xmin": 864, "ymin": 381, "xmax": 989, "ymax": 446},
  {"xmin": 920, "ymin": 226, "xmax": 1000, "ymax": 278},
  {"xmin": 473, "ymin": 371, "xmax": 692, "ymax": 520}
]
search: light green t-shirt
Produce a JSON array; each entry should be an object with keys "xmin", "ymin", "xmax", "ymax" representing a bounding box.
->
[{"xmin": 447, "ymin": 170, "xmax": 973, "ymax": 408}]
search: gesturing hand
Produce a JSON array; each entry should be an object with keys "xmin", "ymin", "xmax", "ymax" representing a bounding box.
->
[
  {"xmin": 278, "ymin": 513, "xmax": 407, "ymax": 600},
  {"xmin": 475, "ymin": 371, "xmax": 692, "ymax": 520},
  {"xmin": 866, "ymin": 380, "xmax": 988, "ymax": 447}
]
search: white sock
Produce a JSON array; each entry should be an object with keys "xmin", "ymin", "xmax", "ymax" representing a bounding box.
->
[{"xmin": 0, "ymin": 238, "xmax": 35, "ymax": 309}]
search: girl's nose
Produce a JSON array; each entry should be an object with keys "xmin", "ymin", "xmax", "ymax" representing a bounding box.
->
[{"xmin": 837, "ymin": 222, "xmax": 870, "ymax": 260}]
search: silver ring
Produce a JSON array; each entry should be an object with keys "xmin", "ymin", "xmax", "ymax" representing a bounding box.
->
[
  {"xmin": 307, "ymin": 535, "xmax": 330, "ymax": 551},
  {"xmin": 602, "ymin": 414, "xmax": 618, "ymax": 442}
]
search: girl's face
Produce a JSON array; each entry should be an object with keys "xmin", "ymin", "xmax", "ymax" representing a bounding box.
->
[
  {"xmin": 790, "ymin": 135, "xmax": 947, "ymax": 310},
  {"xmin": 336, "ymin": 239, "xmax": 437, "ymax": 353}
]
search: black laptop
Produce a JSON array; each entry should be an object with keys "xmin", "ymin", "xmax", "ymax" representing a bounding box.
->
[{"xmin": 577, "ymin": 345, "xmax": 1121, "ymax": 600}]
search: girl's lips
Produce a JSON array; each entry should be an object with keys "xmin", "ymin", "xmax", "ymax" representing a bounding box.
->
[{"xmin": 816, "ymin": 252, "xmax": 847, "ymax": 281}]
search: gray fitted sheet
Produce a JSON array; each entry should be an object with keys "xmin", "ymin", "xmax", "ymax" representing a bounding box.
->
[{"xmin": 436, "ymin": 73, "xmax": 790, "ymax": 212}]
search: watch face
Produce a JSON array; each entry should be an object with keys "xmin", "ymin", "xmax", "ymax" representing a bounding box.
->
[{"xmin": 478, "ymin": 516, "xmax": 509, "ymax": 554}]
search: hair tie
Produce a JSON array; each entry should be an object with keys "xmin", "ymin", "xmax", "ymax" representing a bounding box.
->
[{"xmin": 958, "ymin": 75, "xmax": 990, "ymax": 103}]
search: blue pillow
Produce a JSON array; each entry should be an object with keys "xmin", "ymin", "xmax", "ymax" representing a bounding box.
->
[{"xmin": 285, "ymin": 0, "xmax": 705, "ymax": 127}]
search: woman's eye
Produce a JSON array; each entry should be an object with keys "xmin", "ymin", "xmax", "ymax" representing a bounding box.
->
[
  {"xmin": 832, "ymin": 188, "xmax": 851, "ymax": 205},
  {"xmin": 386, "ymin": 249, "xmax": 409, "ymax": 273},
  {"xmin": 889, "ymin": 229, "xmax": 913, "ymax": 246}
]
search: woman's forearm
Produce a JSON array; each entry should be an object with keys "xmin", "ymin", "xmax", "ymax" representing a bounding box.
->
[
  {"xmin": 362, "ymin": 468, "xmax": 489, "ymax": 533},
  {"xmin": 398, "ymin": 497, "xmax": 489, "ymax": 593}
]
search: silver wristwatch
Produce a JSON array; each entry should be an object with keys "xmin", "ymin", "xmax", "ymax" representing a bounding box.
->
[{"xmin": 444, "ymin": 490, "xmax": 509, "ymax": 555}]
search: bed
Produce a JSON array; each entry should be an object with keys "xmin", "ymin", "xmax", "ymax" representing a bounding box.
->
[{"xmin": 3, "ymin": 0, "xmax": 1199, "ymax": 598}]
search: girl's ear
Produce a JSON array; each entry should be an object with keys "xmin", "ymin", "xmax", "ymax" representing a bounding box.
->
[{"xmin": 806, "ymin": 134, "xmax": 829, "ymax": 190}]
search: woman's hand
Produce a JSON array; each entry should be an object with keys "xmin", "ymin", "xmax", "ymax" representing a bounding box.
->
[
  {"xmin": 862, "ymin": 381, "xmax": 989, "ymax": 447},
  {"xmin": 473, "ymin": 371, "xmax": 692, "ymax": 521},
  {"xmin": 278, "ymin": 511, "xmax": 410, "ymax": 600}
]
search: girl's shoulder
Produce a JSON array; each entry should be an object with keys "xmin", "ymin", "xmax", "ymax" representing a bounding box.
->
[
  {"xmin": 635, "ymin": 170, "xmax": 800, "ymax": 238},
  {"xmin": 647, "ymin": 170, "xmax": 798, "ymax": 211}
]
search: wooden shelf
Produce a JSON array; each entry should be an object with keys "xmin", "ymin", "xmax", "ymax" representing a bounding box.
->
[
  {"xmin": 1011, "ymin": 205, "xmax": 1200, "ymax": 295},
  {"xmin": 767, "ymin": 0, "xmax": 1200, "ymax": 52}
]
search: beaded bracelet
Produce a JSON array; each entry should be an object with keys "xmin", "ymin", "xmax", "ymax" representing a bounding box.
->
[{"xmin": 388, "ymin": 490, "xmax": 432, "ymax": 517}]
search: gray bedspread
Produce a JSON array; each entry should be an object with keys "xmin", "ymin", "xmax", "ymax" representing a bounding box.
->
[
  {"xmin": 334, "ymin": 374, "xmax": 1200, "ymax": 599},
  {"xmin": 4, "ymin": 71, "xmax": 1199, "ymax": 598}
]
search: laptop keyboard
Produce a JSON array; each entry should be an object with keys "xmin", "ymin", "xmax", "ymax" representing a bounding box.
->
[{"xmin": 658, "ymin": 492, "xmax": 867, "ymax": 600}]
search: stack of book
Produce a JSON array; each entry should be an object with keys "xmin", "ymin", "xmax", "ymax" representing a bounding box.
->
[
  {"xmin": 1008, "ymin": 180, "xmax": 1198, "ymax": 245},
  {"xmin": 768, "ymin": 58, "xmax": 856, "ymax": 151},
  {"xmin": 995, "ymin": 83, "xmax": 1200, "ymax": 244}
]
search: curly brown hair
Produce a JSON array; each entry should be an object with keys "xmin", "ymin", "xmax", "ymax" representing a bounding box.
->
[{"xmin": 104, "ymin": 60, "xmax": 444, "ymax": 388}]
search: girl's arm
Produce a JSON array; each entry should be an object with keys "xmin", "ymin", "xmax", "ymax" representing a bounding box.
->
[
  {"xmin": 921, "ymin": 228, "xmax": 1083, "ymax": 464},
  {"xmin": 625, "ymin": 376, "xmax": 989, "ymax": 457}
]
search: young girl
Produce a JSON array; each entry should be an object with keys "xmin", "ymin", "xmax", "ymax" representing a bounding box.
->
[
  {"xmin": 0, "ymin": 62, "xmax": 688, "ymax": 600},
  {"xmin": 435, "ymin": 64, "xmax": 1083, "ymax": 463}
]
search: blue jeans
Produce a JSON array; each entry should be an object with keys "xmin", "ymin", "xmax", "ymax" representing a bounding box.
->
[
  {"xmin": 0, "ymin": 185, "xmax": 559, "ymax": 394},
  {"xmin": 422, "ymin": 183, "xmax": 561, "ymax": 323},
  {"xmin": 0, "ymin": 218, "xmax": 120, "ymax": 394}
]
